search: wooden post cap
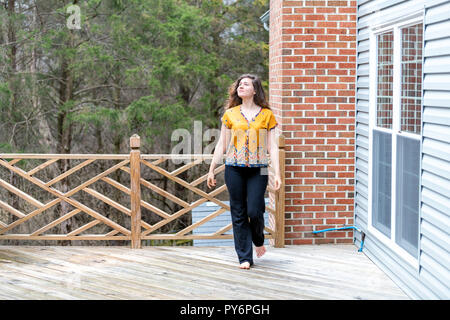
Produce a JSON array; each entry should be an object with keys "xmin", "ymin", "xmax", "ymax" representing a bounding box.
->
[{"xmin": 130, "ymin": 134, "xmax": 140, "ymax": 149}]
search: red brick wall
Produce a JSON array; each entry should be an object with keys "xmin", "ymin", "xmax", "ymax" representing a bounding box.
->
[{"xmin": 269, "ymin": 0, "xmax": 357, "ymax": 245}]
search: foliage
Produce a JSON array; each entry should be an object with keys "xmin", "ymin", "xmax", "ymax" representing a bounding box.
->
[{"xmin": 0, "ymin": 0, "xmax": 269, "ymax": 244}]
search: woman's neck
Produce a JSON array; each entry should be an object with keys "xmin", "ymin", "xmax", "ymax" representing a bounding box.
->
[{"xmin": 240, "ymin": 98, "xmax": 258, "ymax": 111}]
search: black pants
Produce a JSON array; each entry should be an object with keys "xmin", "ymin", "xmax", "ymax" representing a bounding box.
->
[{"xmin": 224, "ymin": 165, "xmax": 268, "ymax": 265}]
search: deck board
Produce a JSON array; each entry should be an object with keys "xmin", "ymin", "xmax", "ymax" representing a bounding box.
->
[{"xmin": 0, "ymin": 244, "xmax": 410, "ymax": 300}]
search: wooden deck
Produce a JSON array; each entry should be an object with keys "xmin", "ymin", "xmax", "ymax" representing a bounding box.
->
[{"xmin": 0, "ymin": 244, "xmax": 409, "ymax": 300}]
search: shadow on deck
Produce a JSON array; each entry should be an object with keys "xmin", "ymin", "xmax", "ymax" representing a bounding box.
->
[{"xmin": 0, "ymin": 244, "xmax": 409, "ymax": 300}]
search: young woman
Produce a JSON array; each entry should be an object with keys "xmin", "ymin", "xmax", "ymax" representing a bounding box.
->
[{"xmin": 207, "ymin": 74, "xmax": 281, "ymax": 270}]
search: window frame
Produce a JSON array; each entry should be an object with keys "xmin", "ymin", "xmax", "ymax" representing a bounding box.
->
[{"xmin": 368, "ymin": 14, "xmax": 425, "ymax": 270}]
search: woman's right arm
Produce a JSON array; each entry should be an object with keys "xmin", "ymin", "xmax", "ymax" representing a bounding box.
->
[{"xmin": 207, "ymin": 124, "xmax": 230, "ymax": 188}]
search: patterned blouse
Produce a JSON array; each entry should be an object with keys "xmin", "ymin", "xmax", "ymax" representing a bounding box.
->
[{"xmin": 221, "ymin": 105, "xmax": 278, "ymax": 167}]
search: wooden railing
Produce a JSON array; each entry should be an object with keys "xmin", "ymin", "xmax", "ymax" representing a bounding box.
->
[{"xmin": 0, "ymin": 135, "xmax": 285, "ymax": 248}]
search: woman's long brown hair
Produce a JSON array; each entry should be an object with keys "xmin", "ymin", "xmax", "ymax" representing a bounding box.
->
[{"xmin": 224, "ymin": 74, "xmax": 270, "ymax": 110}]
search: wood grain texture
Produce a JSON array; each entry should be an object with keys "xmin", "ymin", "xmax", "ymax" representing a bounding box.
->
[
  {"xmin": 130, "ymin": 137, "xmax": 142, "ymax": 249},
  {"xmin": 275, "ymin": 135, "xmax": 285, "ymax": 248},
  {"xmin": 0, "ymin": 245, "xmax": 410, "ymax": 300}
]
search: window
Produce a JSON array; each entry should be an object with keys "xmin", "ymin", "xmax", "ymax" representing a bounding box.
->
[
  {"xmin": 377, "ymin": 31, "xmax": 394, "ymax": 129},
  {"xmin": 401, "ymin": 24, "xmax": 423, "ymax": 135},
  {"xmin": 369, "ymin": 19, "xmax": 423, "ymax": 263}
]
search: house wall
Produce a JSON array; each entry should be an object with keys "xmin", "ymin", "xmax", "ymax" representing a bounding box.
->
[
  {"xmin": 269, "ymin": 0, "xmax": 358, "ymax": 245},
  {"xmin": 419, "ymin": 0, "xmax": 450, "ymax": 299},
  {"xmin": 355, "ymin": 0, "xmax": 450, "ymax": 299}
]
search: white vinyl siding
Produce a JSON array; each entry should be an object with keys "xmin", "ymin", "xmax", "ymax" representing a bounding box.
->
[{"xmin": 356, "ymin": 0, "xmax": 450, "ymax": 299}]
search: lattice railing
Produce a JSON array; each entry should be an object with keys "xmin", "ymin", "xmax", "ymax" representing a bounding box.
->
[{"xmin": 0, "ymin": 134, "xmax": 285, "ymax": 248}]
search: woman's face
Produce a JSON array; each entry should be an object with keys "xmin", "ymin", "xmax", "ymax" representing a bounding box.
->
[{"xmin": 237, "ymin": 77, "xmax": 255, "ymax": 99}]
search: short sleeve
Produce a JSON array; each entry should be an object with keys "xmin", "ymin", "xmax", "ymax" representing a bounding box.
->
[
  {"xmin": 221, "ymin": 111, "xmax": 232, "ymax": 129},
  {"xmin": 267, "ymin": 111, "xmax": 278, "ymax": 131}
]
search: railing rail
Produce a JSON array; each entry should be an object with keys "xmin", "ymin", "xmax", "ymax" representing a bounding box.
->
[{"xmin": 0, "ymin": 135, "xmax": 285, "ymax": 248}]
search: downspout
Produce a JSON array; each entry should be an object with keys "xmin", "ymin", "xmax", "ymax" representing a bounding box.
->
[
  {"xmin": 260, "ymin": 10, "xmax": 270, "ymax": 31},
  {"xmin": 313, "ymin": 225, "xmax": 366, "ymax": 252}
]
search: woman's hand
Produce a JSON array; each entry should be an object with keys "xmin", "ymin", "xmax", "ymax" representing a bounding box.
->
[
  {"xmin": 273, "ymin": 174, "xmax": 281, "ymax": 191},
  {"xmin": 207, "ymin": 171, "xmax": 216, "ymax": 189}
]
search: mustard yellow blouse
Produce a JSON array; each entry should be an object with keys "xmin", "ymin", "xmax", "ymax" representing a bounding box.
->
[{"xmin": 221, "ymin": 105, "xmax": 278, "ymax": 167}]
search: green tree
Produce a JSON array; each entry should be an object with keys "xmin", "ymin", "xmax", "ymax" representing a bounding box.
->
[{"xmin": 0, "ymin": 0, "xmax": 269, "ymax": 244}]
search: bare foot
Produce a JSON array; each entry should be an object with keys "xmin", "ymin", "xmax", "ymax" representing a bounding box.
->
[
  {"xmin": 255, "ymin": 245, "xmax": 266, "ymax": 258},
  {"xmin": 239, "ymin": 262, "xmax": 250, "ymax": 269}
]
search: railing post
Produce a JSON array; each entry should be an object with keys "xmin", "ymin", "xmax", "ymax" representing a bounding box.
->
[
  {"xmin": 275, "ymin": 135, "xmax": 285, "ymax": 248},
  {"xmin": 130, "ymin": 134, "xmax": 142, "ymax": 249}
]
